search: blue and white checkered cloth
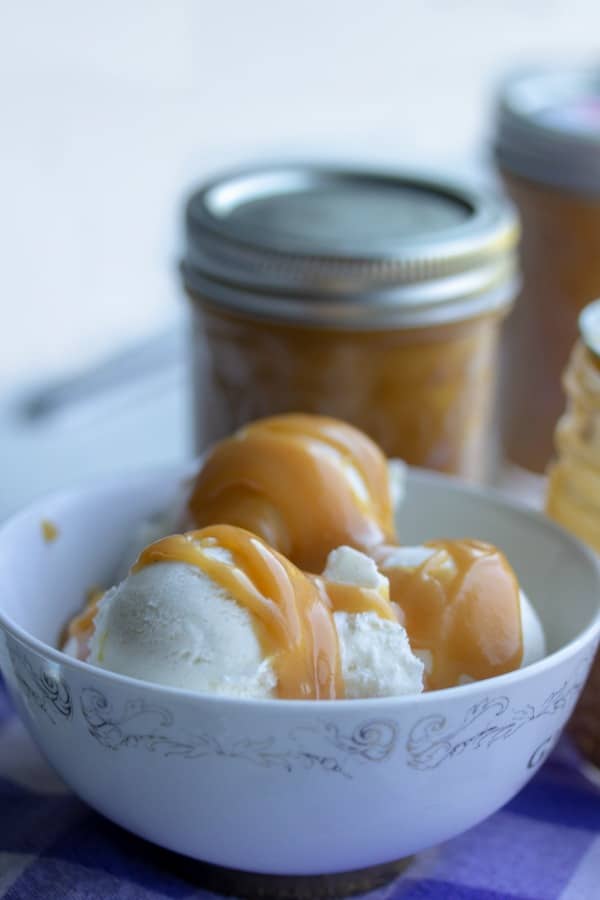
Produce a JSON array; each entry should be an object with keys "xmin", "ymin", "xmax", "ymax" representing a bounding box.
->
[{"xmin": 1, "ymin": 674, "xmax": 599, "ymax": 900}]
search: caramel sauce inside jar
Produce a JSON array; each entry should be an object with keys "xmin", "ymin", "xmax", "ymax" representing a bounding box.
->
[
  {"xmin": 188, "ymin": 414, "xmax": 397, "ymax": 573},
  {"xmin": 133, "ymin": 525, "xmax": 398, "ymax": 700},
  {"xmin": 376, "ymin": 539, "xmax": 523, "ymax": 690},
  {"xmin": 500, "ymin": 173, "xmax": 600, "ymax": 473},
  {"xmin": 190, "ymin": 302, "xmax": 502, "ymax": 481}
]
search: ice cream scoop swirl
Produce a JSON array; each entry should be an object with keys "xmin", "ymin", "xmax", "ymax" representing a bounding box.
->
[
  {"xmin": 189, "ymin": 415, "xmax": 526, "ymax": 689},
  {"xmin": 188, "ymin": 414, "xmax": 397, "ymax": 573},
  {"xmin": 132, "ymin": 525, "xmax": 402, "ymax": 700}
]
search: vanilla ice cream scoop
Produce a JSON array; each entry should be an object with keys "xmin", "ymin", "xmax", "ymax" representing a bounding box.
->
[
  {"xmin": 187, "ymin": 414, "xmax": 399, "ymax": 572},
  {"xmin": 89, "ymin": 559, "xmax": 277, "ymax": 697},
  {"xmin": 323, "ymin": 546, "xmax": 424, "ymax": 698},
  {"xmin": 110, "ymin": 416, "xmax": 408, "ymax": 583},
  {"xmin": 376, "ymin": 542, "xmax": 546, "ymax": 690},
  {"xmin": 80, "ymin": 527, "xmax": 425, "ymax": 700},
  {"xmin": 114, "ymin": 456, "xmax": 407, "ymax": 582},
  {"xmin": 89, "ymin": 525, "xmax": 339, "ymax": 699}
]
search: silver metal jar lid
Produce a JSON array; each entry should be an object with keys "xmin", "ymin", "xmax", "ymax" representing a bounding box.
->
[
  {"xmin": 181, "ymin": 165, "xmax": 519, "ymax": 329},
  {"xmin": 495, "ymin": 65, "xmax": 600, "ymax": 194}
]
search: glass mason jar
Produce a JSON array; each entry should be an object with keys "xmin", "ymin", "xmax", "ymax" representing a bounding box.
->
[
  {"xmin": 181, "ymin": 166, "xmax": 519, "ymax": 480},
  {"xmin": 495, "ymin": 66, "xmax": 600, "ymax": 474},
  {"xmin": 546, "ymin": 300, "xmax": 600, "ymax": 766}
]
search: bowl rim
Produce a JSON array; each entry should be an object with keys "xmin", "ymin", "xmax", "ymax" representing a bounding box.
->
[{"xmin": 1, "ymin": 464, "xmax": 599, "ymax": 712}]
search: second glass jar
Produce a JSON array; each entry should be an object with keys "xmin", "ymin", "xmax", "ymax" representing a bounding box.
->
[{"xmin": 495, "ymin": 65, "xmax": 600, "ymax": 474}]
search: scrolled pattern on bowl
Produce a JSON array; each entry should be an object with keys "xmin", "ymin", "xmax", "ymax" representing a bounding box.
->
[
  {"xmin": 80, "ymin": 686, "xmax": 397, "ymax": 779},
  {"xmin": 7, "ymin": 637, "xmax": 72, "ymax": 723},
  {"xmin": 406, "ymin": 654, "xmax": 594, "ymax": 771}
]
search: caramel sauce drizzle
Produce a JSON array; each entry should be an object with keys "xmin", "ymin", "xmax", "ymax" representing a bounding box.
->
[
  {"xmin": 132, "ymin": 524, "xmax": 398, "ymax": 699},
  {"xmin": 375, "ymin": 539, "xmax": 523, "ymax": 690},
  {"xmin": 63, "ymin": 586, "xmax": 105, "ymax": 660},
  {"xmin": 63, "ymin": 415, "xmax": 525, "ymax": 696},
  {"xmin": 188, "ymin": 414, "xmax": 396, "ymax": 573},
  {"xmin": 187, "ymin": 414, "xmax": 523, "ymax": 690}
]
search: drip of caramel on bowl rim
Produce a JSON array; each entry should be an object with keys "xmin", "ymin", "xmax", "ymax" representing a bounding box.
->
[
  {"xmin": 41, "ymin": 519, "xmax": 59, "ymax": 542},
  {"xmin": 133, "ymin": 524, "xmax": 397, "ymax": 700},
  {"xmin": 188, "ymin": 414, "xmax": 396, "ymax": 573}
]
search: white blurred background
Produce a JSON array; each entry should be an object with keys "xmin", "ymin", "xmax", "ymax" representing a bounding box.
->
[{"xmin": 1, "ymin": 0, "xmax": 599, "ymax": 515}]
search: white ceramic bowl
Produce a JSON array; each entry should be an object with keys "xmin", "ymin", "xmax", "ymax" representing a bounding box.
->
[{"xmin": 0, "ymin": 466, "xmax": 599, "ymax": 876}]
